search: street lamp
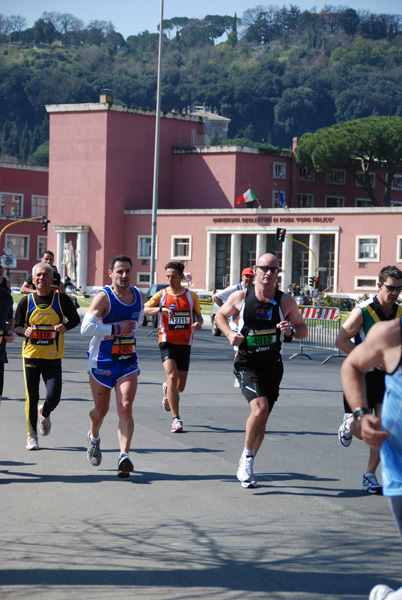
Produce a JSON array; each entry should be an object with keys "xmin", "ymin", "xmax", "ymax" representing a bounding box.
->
[{"xmin": 150, "ymin": 0, "xmax": 164, "ymax": 285}]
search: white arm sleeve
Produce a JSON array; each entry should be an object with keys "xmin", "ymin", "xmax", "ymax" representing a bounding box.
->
[{"xmin": 81, "ymin": 312, "xmax": 113, "ymax": 337}]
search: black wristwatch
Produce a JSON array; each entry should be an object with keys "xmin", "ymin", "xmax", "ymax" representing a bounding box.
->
[
  {"xmin": 353, "ymin": 407, "xmax": 370, "ymax": 421},
  {"xmin": 159, "ymin": 306, "xmax": 163, "ymax": 313}
]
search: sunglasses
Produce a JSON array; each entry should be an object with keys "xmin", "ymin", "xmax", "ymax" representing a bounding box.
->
[
  {"xmin": 255, "ymin": 266, "xmax": 279, "ymax": 273},
  {"xmin": 382, "ymin": 284, "xmax": 402, "ymax": 293}
]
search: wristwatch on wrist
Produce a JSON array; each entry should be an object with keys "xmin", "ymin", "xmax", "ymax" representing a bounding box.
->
[
  {"xmin": 159, "ymin": 306, "xmax": 163, "ymax": 313},
  {"xmin": 353, "ymin": 407, "xmax": 370, "ymax": 421},
  {"xmin": 289, "ymin": 326, "xmax": 295, "ymax": 337}
]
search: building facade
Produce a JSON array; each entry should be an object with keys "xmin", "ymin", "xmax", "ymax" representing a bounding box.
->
[{"xmin": 3, "ymin": 95, "xmax": 402, "ymax": 296}]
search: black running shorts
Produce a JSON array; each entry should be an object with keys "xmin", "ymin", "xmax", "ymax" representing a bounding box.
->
[
  {"xmin": 234, "ymin": 358, "xmax": 284, "ymax": 412},
  {"xmin": 159, "ymin": 342, "xmax": 191, "ymax": 372},
  {"xmin": 343, "ymin": 369, "xmax": 385, "ymax": 413}
]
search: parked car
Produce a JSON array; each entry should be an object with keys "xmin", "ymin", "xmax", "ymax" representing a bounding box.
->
[
  {"xmin": 210, "ymin": 302, "xmax": 222, "ymax": 336},
  {"xmin": 197, "ymin": 293, "xmax": 212, "ymax": 305},
  {"xmin": 141, "ymin": 283, "xmax": 168, "ymax": 327}
]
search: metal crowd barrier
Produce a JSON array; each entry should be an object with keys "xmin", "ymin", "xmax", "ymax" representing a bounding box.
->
[{"xmin": 289, "ymin": 306, "xmax": 345, "ymax": 364}]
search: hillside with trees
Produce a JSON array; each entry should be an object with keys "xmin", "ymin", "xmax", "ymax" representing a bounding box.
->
[{"xmin": 0, "ymin": 6, "xmax": 402, "ymax": 164}]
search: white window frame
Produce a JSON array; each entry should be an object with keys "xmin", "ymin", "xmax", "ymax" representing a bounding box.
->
[
  {"xmin": 355, "ymin": 198, "xmax": 372, "ymax": 207},
  {"xmin": 356, "ymin": 235, "xmax": 380, "ymax": 263},
  {"xmin": 325, "ymin": 195, "xmax": 345, "ymax": 208},
  {"xmin": 137, "ymin": 272, "xmax": 151, "ymax": 286},
  {"xmin": 397, "ymin": 236, "xmax": 402, "ymax": 263},
  {"xmin": 31, "ymin": 195, "xmax": 48, "ymax": 218},
  {"xmin": 297, "ymin": 193, "xmax": 314, "ymax": 208},
  {"xmin": 355, "ymin": 171, "xmax": 375, "ymax": 188},
  {"xmin": 171, "ymin": 236, "xmax": 192, "ymax": 260},
  {"xmin": 37, "ymin": 236, "xmax": 47, "ymax": 260},
  {"xmin": 1, "ymin": 192, "xmax": 23, "ymax": 217},
  {"xmin": 354, "ymin": 276, "xmax": 378, "ymax": 291},
  {"xmin": 273, "ymin": 162, "xmax": 286, "ymax": 179},
  {"xmin": 390, "ymin": 174, "xmax": 402, "ymax": 190},
  {"xmin": 7, "ymin": 270, "xmax": 28, "ymax": 288},
  {"xmin": 272, "ymin": 190, "xmax": 286, "ymax": 208},
  {"xmin": 298, "ymin": 167, "xmax": 314, "ymax": 181},
  {"xmin": 137, "ymin": 235, "xmax": 154, "ymax": 259},
  {"xmin": 5, "ymin": 233, "xmax": 29, "ymax": 260},
  {"xmin": 326, "ymin": 169, "xmax": 346, "ymax": 185}
]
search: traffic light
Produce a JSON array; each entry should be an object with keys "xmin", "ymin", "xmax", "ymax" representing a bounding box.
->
[
  {"xmin": 309, "ymin": 276, "xmax": 315, "ymax": 287},
  {"xmin": 314, "ymin": 276, "xmax": 320, "ymax": 289},
  {"xmin": 275, "ymin": 228, "xmax": 286, "ymax": 242},
  {"xmin": 42, "ymin": 218, "xmax": 50, "ymax": 232}
]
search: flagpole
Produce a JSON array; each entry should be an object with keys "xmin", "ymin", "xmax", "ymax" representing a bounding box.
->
[{"xmin": 150, "ymin": 0, "xmax": 164, "ymax": 285}]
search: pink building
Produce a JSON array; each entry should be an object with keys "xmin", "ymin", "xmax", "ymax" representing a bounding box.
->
[
  {"xmin": 3, "ymin": 93, "xmax": 402, "ymax": 297},
  {"xmin": 0, "ymin": 161, "xmax": 48, "ymax": 287}
]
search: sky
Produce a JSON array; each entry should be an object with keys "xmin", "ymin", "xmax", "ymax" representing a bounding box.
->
[{"xmin": 3, "ymin": 0, "xmax": 402, "ymax": 39}]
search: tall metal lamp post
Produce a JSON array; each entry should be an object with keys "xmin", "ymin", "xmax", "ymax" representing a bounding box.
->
[{"xmin": 149, "ymin": 0, "xmax": 164, "ymax": 285}]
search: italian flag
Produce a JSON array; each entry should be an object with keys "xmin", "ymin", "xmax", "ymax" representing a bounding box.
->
[{"xmin": 236, "ymin": 187, "xmax": 257, "ymax": 204}]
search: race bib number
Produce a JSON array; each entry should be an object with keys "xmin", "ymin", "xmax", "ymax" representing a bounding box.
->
[
  {"xmin": 112, "ymin": 336, "xmax": 136, "ymax": 360},
  {"xmin": 168, "ymin": 311, "xmax": 190, "ymax": 330},
  {"xmin": 246, "ymin": 329, "xmax": 277, "ymax": 352},
  {"xmin": 31, "ymin": 324, "xmax": 56, "ymax": 345}
]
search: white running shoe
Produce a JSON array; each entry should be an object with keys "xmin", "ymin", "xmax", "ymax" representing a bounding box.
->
[
  {"xmin": 362, "ymin": 473, "xmax": 382, "ymax": 494},
  {"xmin": 26, "ymin": 433, "xmax": 39, "ymax": 451},
  {"xmin": 171, "ymin": 417, "xmax": 183, "ymax": 433},
  {"xmin": 38, "ymin": 404, "xmax": 51, "ymax": 436},
  {"xmin": 338, "ymin": 412, "xmax": 353, "ymax": 447},
  {"xmin": 87, "ymin": 431, "xmax": 102, "ymax": 466},
  {"xmin": 237, "ymin": 454, "xmax": 257, "ymax": 488},
  {"xmin": 162, "ymin": 382, "xmax": 170, "ymax": 412},
  {"xmin": 369, "ymin": 584, "xmax": 394, "ymax": 600}
]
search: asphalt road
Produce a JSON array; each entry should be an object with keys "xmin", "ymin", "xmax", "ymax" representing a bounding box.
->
[{"xmin": 1, "ymin": 319, "xmax": 401, "ymax": 600}]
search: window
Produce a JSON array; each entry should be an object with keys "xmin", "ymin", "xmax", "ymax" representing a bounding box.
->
[
  {"xmin": 355, "ymin": 172, "xmax": 375, "ymax": 188},
  {"xmin": 1, "ymin": 193, "xmax": 23, "ymax": 217},
  {"xmin": 5, "ymin": 234, "xmax": 29, "ymax": 259},
  {"xmin": 273, "ymin": 190, "xmax": 286, "ymax": 208},
  {"xmin": 31, "ymin": 195, "xmax": 48, "ymax": 218},
  {"xmin": 297, "ymin": 194, "xmax": 314, "ymax": 208},
  {"xmin": 355, "ymin": 277, "xmax": 378, "ymax": 291},
  {"xmin": 390, "ymin": 175, "xmax": 402, "ymax": 190},
  {"xmin": 326, "ymin": 169, "xmax": 345, "ymax": 185},
  {"xmin": 355, "ymin": 198, "xmax": 372, "ymax": 207},
  {"xmin": 298, "ymin": 167, "xmax": 314, "ymax": 182},
  {"xmin": 8, "ymin": 271, "xmax": 28, "ymax": 288},
  {"xmin": 172, "ymin": 236, "xmax": 191, "ymax": 260},
  {"xmin": 325, "ymin": 196, "xmax": 344, "ymax": 207},
  {"xmin": 356, "ymin": 236, "xmax": 379, "ymax": 262},
  {"xmin": 137, "ymin": 272, "xmax": 150, "ymax": 286},
  {"xmin": 138, "ymin": 235, "xmax": 152, "ymax": 259},
  {"xmin": 397, "ymin": 236, "xmax": 402, "ymax": 262},
  {"xmin": 273, "ymin": 162, "xmax": 286, "ymax": 179},
  {"xmin": 37, "ymin": 236, "xmax": 47, "ymax": 260}
]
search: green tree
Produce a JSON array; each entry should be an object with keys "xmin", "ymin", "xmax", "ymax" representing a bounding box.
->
[{"xmin": 295, "ymin": 116, "xmax": 402, "ymax": 206}]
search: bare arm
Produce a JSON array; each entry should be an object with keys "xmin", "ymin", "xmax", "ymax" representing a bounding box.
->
[
  {"xmin": 215, "ymin": 290, "xmax": 246, "ymax": 346},
  {"xmin": 341, "ymin": 321, "xmax": 392, "ymax": 448},
  {"xmin": 280, "ymin": 295, "xmax": 308, "ymax": 339},
  {"xmin": 212, "ymin": 294, "xmax": 223, "ymax": 307},
  {"xmin": 20, "ymin": 281, "xmax": 33, "ymax": 295},
  {"xmin": 335, "ymin": 307, "xmax": 363, "ymax": 354}
]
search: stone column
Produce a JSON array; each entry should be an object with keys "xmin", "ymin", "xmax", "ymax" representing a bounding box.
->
[
  {"xmin": 256, "ymin": 233, "xmax": 266, "ymax": 262},
  {"xmin": 309, "ymin": 233, "xmax": 320, "ymax": 278},
  {"xmin": 206, "ymin": 233, "xmax": 216, "ymax": 292},
  {"xmin": 57, "ymin": 231, "xmax": 65, "ymax": 279},
  {"xmin": 230, "ymin": 234, "xmax": 241, "ymax": 285},
  {"xmin": 76, "ymin": 228, "xmax": 89, "ymax": 292},
  {"xmin": 282, "ymin": 236, "xmax": 293, "ymax": 292}
]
